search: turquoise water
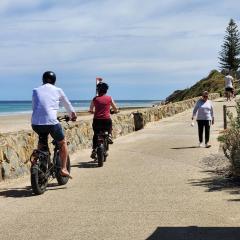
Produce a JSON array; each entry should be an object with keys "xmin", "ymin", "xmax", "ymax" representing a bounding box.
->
[{"xmin": 0, "ymin": 100, "xmax": 161, "ymax": 116}]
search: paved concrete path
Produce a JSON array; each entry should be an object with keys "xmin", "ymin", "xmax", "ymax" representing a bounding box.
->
[{"xmin": 1, "ymin": 98, "xmax": 240, "ymax": 240}]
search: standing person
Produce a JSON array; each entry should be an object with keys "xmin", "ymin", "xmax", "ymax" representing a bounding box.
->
[
  {"xmin": 192, "ymin": 91, "xmax": 214, "ymax": 148},
  {"xmin": 31, "ymin": 71, "xmax": 77, "ymax": 177},
  {"xmin": 225, "ymin": 71, "xmax": 234, "ymax": 101},
  {"xmin": 89, "ymin": 82, "xmax": 118, "ymax": 159}
]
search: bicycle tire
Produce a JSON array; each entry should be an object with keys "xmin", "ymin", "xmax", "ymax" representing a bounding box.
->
[
  {"xmin": 104, "ymin": 140, "xmax": 109, "ymax": 162},
  {"xmin": 56, "ymin": 155, "xmax": 71, "ymax": 185},
  {"xmin": 31, "ymin": 164, "xmax": 48, "ymax": 195},
  {"xmin": 97, "ymin": 145, "xmax": 104, "ymax": 167}
]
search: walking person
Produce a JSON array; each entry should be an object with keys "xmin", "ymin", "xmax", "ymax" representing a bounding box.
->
[
  {"xmin": 224, "ymin": 71, "xmax": 234, "ymax": 101},
  {"xmin": 192, "ymin": 91, "xmax": 214, "ymax": 148}
]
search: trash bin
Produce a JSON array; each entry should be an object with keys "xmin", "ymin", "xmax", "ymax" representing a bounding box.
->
[{"xmin": 133, "ymin": 112, "xmax": 144, "ymax": 131}]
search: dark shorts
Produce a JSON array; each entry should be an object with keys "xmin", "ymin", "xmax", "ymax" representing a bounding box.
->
[
  {"xmin": 225, "ymin": 87, "xmax": 233, "ymax": 92},
  {"xmin": 92, "ymin": 118, "xmax": 112, "ymax": 132},
  {"xmin": 32, "ymin": 124, "xmax": 64, "ymax": 146}
]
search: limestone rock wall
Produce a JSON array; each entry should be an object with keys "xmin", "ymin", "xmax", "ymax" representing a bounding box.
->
[{"xmin": 0, "ymin": 93, "xmax": 219, "ymax": 181}]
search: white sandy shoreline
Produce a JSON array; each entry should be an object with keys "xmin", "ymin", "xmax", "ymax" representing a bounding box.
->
[
  {"xmin": 0, "ymin": 113, "xmax": 32, "ymax": 133},
  {"xmin": 0, "ymin": 107, "xmax": 143, "ymax": 134}
]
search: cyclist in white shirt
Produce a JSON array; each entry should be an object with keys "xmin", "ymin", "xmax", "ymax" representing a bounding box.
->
[
  {"xmin": 32, "ymin": 71, "xmax": 77, "ymax": 178},
  {"xmin": 224, "ymin": 71, "xmax": 234, "ymax": 101}
]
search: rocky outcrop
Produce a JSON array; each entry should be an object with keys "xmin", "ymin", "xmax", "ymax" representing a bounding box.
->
[{"xmin": 0, "ymin": 93, "xmax": 219, "ymax": 181}]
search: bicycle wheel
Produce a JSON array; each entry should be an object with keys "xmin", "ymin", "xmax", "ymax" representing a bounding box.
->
[
  {"xmin": 97, "ymin": 145, "xmax": 104, "ymax": 167},
  {"xmin": 104, "ymin": 140, "xmax": 109, "ymax": 162},
  {"xmin": 56, "ymin": 154, "xmax": 71, "ymax": 185},
  {"xmin": 31, "ymin": 161, "xmax": 48, "ymax": 195}
]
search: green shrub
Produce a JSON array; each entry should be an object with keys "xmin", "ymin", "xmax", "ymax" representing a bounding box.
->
[{"xmin": 220, "ymin": 100, "xmax": 240, "ymax": 175}]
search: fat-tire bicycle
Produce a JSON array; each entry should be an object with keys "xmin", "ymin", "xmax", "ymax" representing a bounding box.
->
[
  {"xmin": 30, "ymin": 115, "xmax": 71, "ymax": 195},
  {"xmin": 93, "ymin": 130, "xmax": 110, "ymax": 167},
  {"xmin": 91, "ymin": 109, "xmax": 118, "ymax": 167}
]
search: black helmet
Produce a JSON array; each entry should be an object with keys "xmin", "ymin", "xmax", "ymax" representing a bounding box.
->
[
  {"xmin": 42, "ymin": 71, "xmax": 56, "ymax": 84},
  {"xmin": 97, "ymin": 82, "xmax": 109, "ymax": 95}
]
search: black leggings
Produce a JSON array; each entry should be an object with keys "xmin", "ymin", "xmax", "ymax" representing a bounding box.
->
[
  {"xmin": 92, "ymin": 119, "xmax": 112, "ymax": 149},
  {"xmin": 197, "ymin": 120, "xmax": 211, "ymax": 144}
]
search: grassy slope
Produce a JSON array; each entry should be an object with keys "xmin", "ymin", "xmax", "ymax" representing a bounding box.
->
[{"xmin": 166, "ymin": 70, "xmax": 225, "ymax": 103}]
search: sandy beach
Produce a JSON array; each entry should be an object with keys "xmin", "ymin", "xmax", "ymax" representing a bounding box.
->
[
  {"xmin": 0, "ymin": 112, "xmax": 92, "ymax": 133},
  {"xmin": 0, "ymin": 107, "xmax": 143, "ymax": 134},
  {"xmin": 0, "ymin": 114, "xmax": 32, "ymax": 133}
]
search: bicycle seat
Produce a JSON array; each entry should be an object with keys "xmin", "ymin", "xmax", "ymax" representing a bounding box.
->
[{"xmin": 35, "ymin": 149, "xmax": 49, "ymax": 157}]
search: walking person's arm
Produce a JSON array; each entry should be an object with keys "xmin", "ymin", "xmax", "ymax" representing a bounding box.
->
[
  {"xmin": 192, "ymin": 101, "xmax": 200, "ymax": 120},
  {"xmin": 211, "ymin": 104, "xmax": 214, "ymax": 125}
]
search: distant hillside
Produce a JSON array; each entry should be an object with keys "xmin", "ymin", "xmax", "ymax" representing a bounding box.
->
[{"xmin": 165, "ymin": 70, "xmax": 225, "ymax": 103}]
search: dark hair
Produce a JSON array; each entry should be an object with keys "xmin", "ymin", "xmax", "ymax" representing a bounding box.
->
[
  {"xmin": 42, "ymin": 71, "xmax": 56, "ymax": 84},
  {"xmin": 97, "ymin": 82, "xmax": 109, "ymax": 95}
]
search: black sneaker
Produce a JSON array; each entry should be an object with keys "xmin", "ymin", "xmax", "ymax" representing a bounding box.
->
[{"xmin": 90, "ymin": 150, "xmax": 96, "ymax": 159}]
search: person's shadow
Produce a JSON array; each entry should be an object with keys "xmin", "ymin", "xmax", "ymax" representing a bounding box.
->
[
  {"xmin": 171, "ymin": 146, "xmax": 199, "ymax": 150},
  {"xmin": 71, "ymin": 161, "xmax": 99, "ymax": 168},
  {"xmin": 0, "ymin": 186, "xmax": 33, "ymax": 198},
  {"xmin": 0, "ymin": 183, "xmax": 66, "ymax": 198}
]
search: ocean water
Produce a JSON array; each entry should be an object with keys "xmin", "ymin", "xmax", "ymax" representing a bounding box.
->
[{"xmin": 0, "ymin": 100, "xmax": 161, "ymax": 116}]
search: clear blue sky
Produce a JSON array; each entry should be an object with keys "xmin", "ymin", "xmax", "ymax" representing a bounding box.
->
[{"xmin": 0, "ymin": 0, "xmax": 240, "ymax": 100}]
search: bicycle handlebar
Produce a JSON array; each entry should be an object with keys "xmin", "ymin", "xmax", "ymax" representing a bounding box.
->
[
  {"xmin": 88, "ymin": 109, "xmax": 120, "ymax": 115},
  {"xmin": 57, "ymin": 115, "xmax": 71, "ymax": 122}
]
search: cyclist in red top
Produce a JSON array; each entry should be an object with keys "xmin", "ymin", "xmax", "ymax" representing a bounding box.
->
[{"xmin": 89, "ymin": 82, "xmax": 118, "ymax": 159}]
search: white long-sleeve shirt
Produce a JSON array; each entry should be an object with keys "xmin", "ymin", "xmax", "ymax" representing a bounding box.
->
[
  {"xmin": 225, "ymin": 75, "xmax": 233, "ymax": 88},
  {"xmin": 31, "ymin": 83, "xmax": 75, "ymax": 125},
  {"xmin": 192, "ymin": 99, "xmax": 214, "ymax": 120}
]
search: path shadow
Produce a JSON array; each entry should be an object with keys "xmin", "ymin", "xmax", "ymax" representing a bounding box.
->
[
  {"xmin": 71, "ymin": 161, "xmax": 98, "ymax": 168},
  {"xmin": 0, "ymin": 182, "xmax": 67, "ymax": 198},
  {"xmin": 171, "ymin": 146, "xmax": 199, "ymax": 150},
  {"xmin": 146, "ymin": 226, "xmax": 240, "ymax": 240},
  {"xmin": 189, "ymin": 170, "xmax": 240, "ymax": 193},
  {"xmin": 0, "ymin": 186, "xmax": 33, "ymax": 198},
  {"xmin": 189, "ymin": 153, "xmax": 240, "ymax": 198}
]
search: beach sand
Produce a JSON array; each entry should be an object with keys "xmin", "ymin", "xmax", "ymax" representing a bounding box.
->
[
  {"xmin": 0, "ymin": 108, "xmax": 141, "ymax": 134},
  {"xmin": 0, "ymin": 112, "xmax": 92, "ymax": 133},
  {"xmin": 0, "ymin": 114, "xmax": 32, "ymax": 133}
]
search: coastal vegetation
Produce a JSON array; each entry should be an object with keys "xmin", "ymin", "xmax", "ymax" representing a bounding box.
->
[
  {"xmin": 166, "ymin": 70, "xmax": 225, "ymax": 102},
  {"xmin": 218, "ymin": 19, "xmax": 240, "ymax": 177},
  {"xmin": 219, "ymin": 18, "xmax": 240, "ymax": 73},
  {"xmin": 219, "ymin": 100, "xmax": 240, "ymax": 176}
]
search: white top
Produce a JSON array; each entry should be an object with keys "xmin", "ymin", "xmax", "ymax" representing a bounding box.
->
[
  {"xmin": 192, "ymin": 99, "xmax": 214, "ymax": 120},
  {"xmin": 31, "ymin": 83, "xmax": 75, "ymax": 125},
  {"xmin": 225, "ymin": 75, "xmax": 233, "ymax": 88}
]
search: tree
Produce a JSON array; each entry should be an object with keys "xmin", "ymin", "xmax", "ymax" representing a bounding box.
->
[{"xmin": 219, "ymin": 19, "xmax": 240, "ymax": 73}]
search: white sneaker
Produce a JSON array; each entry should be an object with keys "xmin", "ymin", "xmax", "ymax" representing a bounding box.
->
[
  {"xmin": 205, "ymin": 143, "xmax": 211, "ymax": 148},
  {"xmin": 199, "ymin": 142, "xmax": 204, "ymax": 147}
]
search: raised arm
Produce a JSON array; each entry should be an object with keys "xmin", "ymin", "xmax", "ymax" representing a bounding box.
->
[{"xmin": 89, "ymin": 100, "xmax": 94, "ymax": 113}]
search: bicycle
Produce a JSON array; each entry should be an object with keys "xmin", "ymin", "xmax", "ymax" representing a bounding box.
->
[
  {"xmin": 92, "ymin": 110, "xmax": 118, "ymax": 167},
  {"xmin": 93, "ymin": 130, "xmax": 110, "ymax": 167},
  {"xmin": 30, "ymin": 115, "xmax": 71, "ymax": 195}
]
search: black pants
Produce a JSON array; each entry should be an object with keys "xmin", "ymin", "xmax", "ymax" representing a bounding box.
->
[
  {"xmin": 92, "ymin": 119, "xmax": 112, "ymax": 149},
  {"xmin": 197, "ymin": 120, "xmax": 211, "ymax": 144}
]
